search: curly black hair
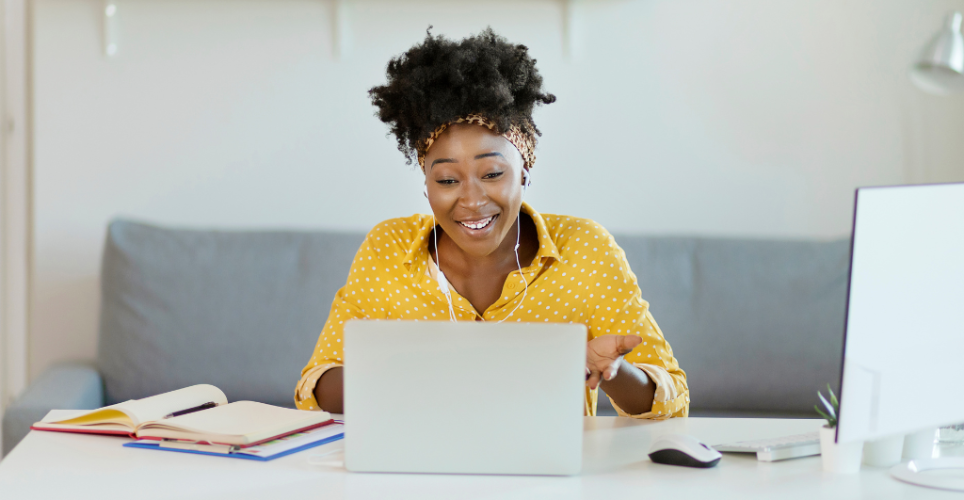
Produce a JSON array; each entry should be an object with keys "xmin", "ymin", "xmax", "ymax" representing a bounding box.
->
[{"xmin": 369, "ymin": 27, "xmax": 556, "ymax": 167}]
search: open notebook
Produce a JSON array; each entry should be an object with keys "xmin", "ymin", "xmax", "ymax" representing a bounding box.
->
[{"xmin": 32, "ymin": 384, "xmax": 333, "ymax": 446}]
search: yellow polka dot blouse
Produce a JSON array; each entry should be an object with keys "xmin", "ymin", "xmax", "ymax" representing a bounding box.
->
[{"xmin": 295, "ymin": 203, "xmax": 689, "ymax": 419}]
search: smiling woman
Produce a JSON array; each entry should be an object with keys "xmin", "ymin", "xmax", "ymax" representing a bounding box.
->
[{"xmin": 294, "ymin": 28, "xmax": 689, "ymax": 419}]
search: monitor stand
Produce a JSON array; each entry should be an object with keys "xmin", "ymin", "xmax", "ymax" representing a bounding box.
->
[{"xmin": 890, "ymin": 458, "xmax": 964, "ymax": 492}]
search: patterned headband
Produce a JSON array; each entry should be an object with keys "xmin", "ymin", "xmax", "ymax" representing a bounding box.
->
[{"xmin": 416, "ymin": 114, "xmax": 536, "ymax": 172}]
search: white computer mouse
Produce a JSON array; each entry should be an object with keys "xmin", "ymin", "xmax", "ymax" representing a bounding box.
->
[{"xmin": 648, "ymin": 433, "xmax": 722, "ymax": 468}]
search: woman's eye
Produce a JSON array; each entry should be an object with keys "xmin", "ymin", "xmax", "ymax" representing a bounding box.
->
[
  {"xmin": 436, "ymin": 179, "xmax": 457, "ymax": 185},
  {"xmin": 483, "ymin": 171, "xmax": 504, "ymax": 179}
]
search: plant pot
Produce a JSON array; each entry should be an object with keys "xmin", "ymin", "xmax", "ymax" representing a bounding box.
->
[
  {"xmin": 820, "ymin": 426, "xmax": 863, "ymax": 474},
  {"xmin": 863, "ymin": 435, "xmax": 903, "ymax": 467}
]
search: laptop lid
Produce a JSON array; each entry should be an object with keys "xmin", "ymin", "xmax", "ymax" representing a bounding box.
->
[{"xmin": 343, "ymin": 320, "xmax": 586, "ymax": 475}]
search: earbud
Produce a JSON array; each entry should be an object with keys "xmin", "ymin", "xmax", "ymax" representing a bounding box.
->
[
  {"xmin": 423, "ymin": 184, "xmax": 428, "ymax": 199},
  {"xmin": 514, "ymin": 170, "xmax": 528, "ymax": 276}
]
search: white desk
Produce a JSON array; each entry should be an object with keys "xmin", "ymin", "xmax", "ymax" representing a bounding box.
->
[{"xmin": 1, "ymin": 415, "xmax": 960, "ymax": 499}]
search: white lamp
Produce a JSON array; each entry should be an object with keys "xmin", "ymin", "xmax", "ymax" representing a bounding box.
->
[{"xmin": 911, "ymin": 11, "xmax": 964, "ymax": 94}]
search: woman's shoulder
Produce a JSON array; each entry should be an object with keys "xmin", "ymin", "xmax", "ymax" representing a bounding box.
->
[
  {"xmin": 537, "ymin": 212, "xmax": 616, "ymax": 244},
  {"xmin": 537, "ymin": 212, "xmax": 636, "ymax": 283},
  {"xmin": 362, "ymin": 213, "xmax": 433, "ymax": 246},
  {"xmin": 536, "ymin": 211, "xmax": 628, "ymax": 264}
]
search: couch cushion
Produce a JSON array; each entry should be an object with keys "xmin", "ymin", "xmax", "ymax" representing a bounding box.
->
[
  {"xmin": 98, "ymin": 220, "xmax": 365, "ymax": 406},
  {"xmin": 613, "ymin": 235, "xmax": 850, "ymax": 415}
]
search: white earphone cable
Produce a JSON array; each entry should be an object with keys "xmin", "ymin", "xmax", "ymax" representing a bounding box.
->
[
  {"xmin": 497, "ymin": 214, "xmax": 527, "ymax": 323},
  {"xmin": 432, "ymin": 214, "xmax": 458, "ymax": 322}
]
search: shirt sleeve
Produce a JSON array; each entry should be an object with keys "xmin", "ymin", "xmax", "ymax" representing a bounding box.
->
[
  {"xmin": 293, "ymin": 237, "xmax": 376, "ymax": 411},
  {"xmin": 586, "ymin": 232, "xmax": 689, "ymax": 419}
]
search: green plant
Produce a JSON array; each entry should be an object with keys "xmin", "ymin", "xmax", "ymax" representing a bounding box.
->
[{"xmin": 815, "ymin": 384, "xmax": 839, "ymax": 428}]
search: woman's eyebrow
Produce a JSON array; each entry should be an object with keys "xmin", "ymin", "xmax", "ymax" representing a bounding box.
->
[
  {"xmin": 430, "ymin": 158, "xmax": 457, "ymax": 168},
  {"xmin": 430, "ymin": 152, "xmax": 503, "ymax": 169}
]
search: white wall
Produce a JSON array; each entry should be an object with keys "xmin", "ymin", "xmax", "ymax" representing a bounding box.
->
[
  {"xmin": 29, "ymin": 0, "xmax": 964, "ymax": 380},
  {"xmin": 2, "ymin": 0, "xmax": 30, "ymax": 437}
]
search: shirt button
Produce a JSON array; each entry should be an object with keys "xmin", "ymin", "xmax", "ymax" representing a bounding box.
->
[{"xmin": 508, "ymin": 283, "xmax": 516, "ymax": 289}]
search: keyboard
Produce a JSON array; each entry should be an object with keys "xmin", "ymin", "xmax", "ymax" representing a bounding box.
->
[{"xmin": 713, "ymin": 432, "xmax": 821, "ymax": 462}]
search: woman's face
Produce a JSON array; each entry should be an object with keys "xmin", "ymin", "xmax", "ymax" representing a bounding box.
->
[{"xmin": 424, "ymin": 123, "xmax": 526, "ymax": 259}]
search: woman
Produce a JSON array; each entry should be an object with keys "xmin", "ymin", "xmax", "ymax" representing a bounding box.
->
[{"xmin": 295, "ymin": 29, "xmax": 688, "ymax": 419}]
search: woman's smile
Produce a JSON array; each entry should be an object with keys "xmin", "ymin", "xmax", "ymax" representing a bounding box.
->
[{"xmin": 456, "ymin": 213, "xmax": 499, "ymax": 232}]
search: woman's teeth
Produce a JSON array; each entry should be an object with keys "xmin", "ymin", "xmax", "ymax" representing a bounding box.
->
[{"xmin": 459, "ymin": 215, "xmax": 496, "ymax": 230}]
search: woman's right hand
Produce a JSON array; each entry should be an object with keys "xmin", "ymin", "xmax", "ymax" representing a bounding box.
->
[{"xmin": 585, "ymin": 334, "xmax": 642, "ymax": 390}]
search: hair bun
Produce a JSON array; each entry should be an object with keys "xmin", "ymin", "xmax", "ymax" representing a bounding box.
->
[{"xmin": 369, "ymin": 27, "xmax": 556, "ymax": 168}]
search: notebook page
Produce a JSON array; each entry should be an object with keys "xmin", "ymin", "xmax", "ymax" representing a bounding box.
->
[
  {"xmin": 32, "ymin": 421, "xmax": 133, "ymax": 434},
  {"xmin": 43, "ymin": 409, "xmax": 133, "ymax": 427},
  {"xmin": 121, "ymin": 384, "xmax": 228, "ymax": 425},
  {"xmin": 137, "ymin": 401, "xmax": 330, "ymax": 444},
  {"xmin": 40, "ymin": 402, "xmax": 133, "ymax": 424}
]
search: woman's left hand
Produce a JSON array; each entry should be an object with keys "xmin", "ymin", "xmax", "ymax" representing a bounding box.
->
[{"xmin": 585, "ymin": 334, "xmax": 642, "ymax": 390}]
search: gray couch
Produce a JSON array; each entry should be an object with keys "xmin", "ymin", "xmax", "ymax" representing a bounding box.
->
[{"xmin": 2, "ymin": 220, "xmax": 850, "ymax": 455}]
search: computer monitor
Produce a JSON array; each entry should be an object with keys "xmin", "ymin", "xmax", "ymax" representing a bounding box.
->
[{"xmin": 836, "ymin": 182, "xmax": 964, "ymax": 445}]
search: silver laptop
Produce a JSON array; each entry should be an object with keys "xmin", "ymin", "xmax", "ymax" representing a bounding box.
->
[{"xmin": 343, "ymin": 320, "xmax": 586, "ymax": 475}]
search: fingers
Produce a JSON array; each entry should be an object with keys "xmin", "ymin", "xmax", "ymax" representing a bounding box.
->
[
  {"xmin": 618, "ymin": 335, "xmax": 642, "ymax": 355},
  {"xmin": 586, "ymin": 360, "xmax": 621, "ymax": 390},
  {"xmin": 585, "ymin": 334, "xmax": 641, "ymax": 389},
  {"xmin": 586, "ymin": 370, "xmax": 602, "ymax": 390}
]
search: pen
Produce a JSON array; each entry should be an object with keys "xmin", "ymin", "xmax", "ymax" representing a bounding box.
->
[{"xmin": 164, "ymin": 401, "xmax": 217, "ymax": 419}]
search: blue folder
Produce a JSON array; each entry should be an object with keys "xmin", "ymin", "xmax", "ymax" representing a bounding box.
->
[{"xmin": 123, "ymin": 433, "xmax": 343, "ymax": 462}]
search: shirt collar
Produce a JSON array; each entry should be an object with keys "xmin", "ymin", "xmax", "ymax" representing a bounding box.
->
[
  {"xmin": 403, "ymin": 202, "xmax": 560, "ymax": 280},
  {"xmin": 524, "ymin": 202, "xmax": 562, "ymax": 263}
]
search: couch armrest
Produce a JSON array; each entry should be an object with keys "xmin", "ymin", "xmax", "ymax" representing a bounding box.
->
[{"xmin": 2, "ymin": 363, "xmax": 104, "ymax": 456}]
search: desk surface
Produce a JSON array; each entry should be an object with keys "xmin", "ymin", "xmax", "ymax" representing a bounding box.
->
[{"xmin": 1, "ymin": 415, "xmax": 961, "ymax": 500}]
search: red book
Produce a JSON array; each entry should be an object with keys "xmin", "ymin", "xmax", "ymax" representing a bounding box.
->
[{"xmin": 32, "ymin": 384, "xmax": 332, "ymax": 446}]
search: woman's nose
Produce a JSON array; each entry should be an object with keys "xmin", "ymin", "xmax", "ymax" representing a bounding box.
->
[{"xmin": 458, "ymin": 177, "xmax": 488, "ymax": 210}]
